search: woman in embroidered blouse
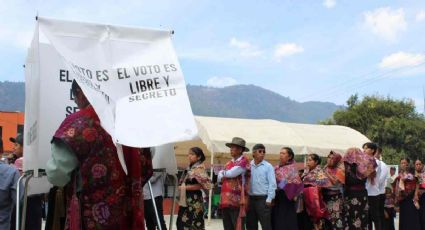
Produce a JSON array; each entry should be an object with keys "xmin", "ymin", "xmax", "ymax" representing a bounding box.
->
[
  {"xmin": 176, "ymin": 147, "xmax": 212, "ymax": 230},
  {"xmin": 415, "ymin": 159, "xmax": 425, "ymax": 229},
  {"xmin": 301, "ymin": 153, "xmax": 331, "ymax": 230},
  {"xmin": 394, "ymin": 158, "xmax": 420, "ymax": 230},
  {"xmin": 323, "ymin": 151, "xmax": 346, "ymax": 229},
  {"xmin": 271, "ymin": 147, "xmax": 303, "ymax": 230}
]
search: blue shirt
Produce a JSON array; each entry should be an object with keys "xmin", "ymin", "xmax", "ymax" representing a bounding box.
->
[
  {"xmin": 0, "ymin": 162, "xmax": 23, "ymax": 230},
  {"xmin": 249, "ymin": 160, "xmax": 276, "ymax": 202}
]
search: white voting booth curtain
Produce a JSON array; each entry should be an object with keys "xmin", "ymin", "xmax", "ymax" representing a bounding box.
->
[{"xmin": 24, "ymin": 17, "xmax": 193, "ymax": 194}]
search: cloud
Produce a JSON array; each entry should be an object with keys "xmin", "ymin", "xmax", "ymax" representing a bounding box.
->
[
  {"xmin": 229, "ymin": 38, "xmax": 262, "ymax": 58},
  {"xmin": 379, "ymin": 52, "xmax": 425, "ymax": 69},
  {"xmin": 274, "ymin": 43, "xmax": 304, "ymax": 61},
  {"xmin": 206, "ymin": 76, "xmax": 237, "ymax": 87},
  {"xmin": 416, "ymin": 10, "xmax": 425, "ymax": 22},
  {"xmin": 363, "ymin": 7, "xmax": 407, "ymax": 42},
  {"xmin": 323, "ymin": 0, "xmax": 336, "ymax": 9}
]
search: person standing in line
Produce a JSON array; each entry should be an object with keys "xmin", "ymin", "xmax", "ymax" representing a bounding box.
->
[
  {"xmin": 246, "ymin": 144, "xmax": 276, "ymax": 230},
  {"xmin": 394, "ymin": 158, "xmax": 420, "ymax": 230},
  {"xmin": 271, "ymin": 147, "xmax": 303, "ymax": 230},
  {"xmin": 0, "ymin": 142, "xmax": 23, "ymax": 230},
  {"xmin": 9, "ymin": 134, "xmax": 43, "ymax": 230},
  {"xmin": 301, "ymin": 153, "xmax": 332, "ymax": 230},
  {"xmin": 363, "ymin": 142, "xmax": 384, "ymax": 230},
  {"xmin": 176, "ymin": 147, "xmax": 212, "ymax": 230},
  {"xmin": 323, "ymin": 151, "xmax": 346, "ymax": 229},
  {"xmin": 415, "ymin": 159, "xmax": 424, "ymax": 176},
  {"xmin": 343, "ymin": 147, "xmax": 377, "ymax": 230},
  {"xmin": 415, "ymin": 159, "xmax": 425, "ymax": 229},
  {"xmin": 375, "ymin": 146, "xmax": 390, "ymax": 229},
  {"xmin": 143, "ymin": 169, "xmax": 167, "ymax": 230},
  {"xmin": 218, "ymin": 137, "xmax": 250, "ymax": 230},
  {"xmin": 382, "ymin": 187, "xmax": 396, "ymax": 230}
]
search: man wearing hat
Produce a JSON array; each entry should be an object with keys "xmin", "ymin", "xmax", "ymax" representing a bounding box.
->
[
  {"xmin": 9, "ymin": 133, "xmax": 24, "ymax": 168},
  {"xmin": 9, "ymin": 133, "xmax": 44, "ymax": 230},
  {"xmin": 0, "ymin": 156, "xmax": 22, "ymax": 230},
  {"xmin": 246, "ymin": 144, "xmax": 276, "ymax": 230},
  {"xmin": 218, "ymin": 137, "xmax": 250, "ymax": 230}
]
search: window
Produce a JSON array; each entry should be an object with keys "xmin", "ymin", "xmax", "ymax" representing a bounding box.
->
[{"xmin": 17, "ymin": 125, "xmax": 24, "ymax": 134}]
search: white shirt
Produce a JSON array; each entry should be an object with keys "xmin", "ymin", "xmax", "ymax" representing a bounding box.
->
[
  {"xmin": 217, "ymin": 155, "xmax": 246, "ymax": 183},
  {"xmin": 366, "ymin": 159, "xmax": 388, "ymax": 196},
  {"xmin": 378, "ymin": 161, "xmax": 389, "ymax": 194},
  {"xmin": 143, "ymin": 171, "xmax": 165, "ymax": 200}
]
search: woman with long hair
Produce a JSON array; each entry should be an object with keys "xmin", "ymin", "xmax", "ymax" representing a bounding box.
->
[
  {"xmin": 323, "ymin": 151, "xmax": 346, "ymax": 229},
  {"xmin": 301, "ymin": 153, "xmax": 331, "ymax": 229},
  {"xmin": 271, "ymin": 147, "xmax": 303, "ymax": 230},
  {"xmin": 176, "ymin": 147, "xmax": 212, "ymax": 230},
  {"xmin": 415, "ymin": 159, "xmax": 425, "ymax": 229},
  {"xmin": 342, "ymin": 147, "xmax": 376, "ymax": 230},
  {"xmin": 394, "ymin": 158, "xmax": 420, "ymax": 230}
]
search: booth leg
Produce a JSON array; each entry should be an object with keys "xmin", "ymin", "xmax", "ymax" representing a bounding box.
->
[
  {"xmin": 148, "ymin": 180, "xmax": 162, "ymax": 230},
  {"xmin": 169, "ymin": 175, "xmax": 178, "ymax": 230},
  {"xmin": 20, "ymin": 173, "xmax": 34, "ymax": 230},
  {"xmin": 16, "ymin": 174, "xmax": 26, "ymax": 230}
]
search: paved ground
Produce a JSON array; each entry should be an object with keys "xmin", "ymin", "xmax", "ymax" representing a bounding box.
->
[
  {"xmin": 164, "ymin": 215, "xmax": 223, "ymax": 230},
  {"xmin": 43, "ymin": 214, "xmax": 400, "ymax": 230}
]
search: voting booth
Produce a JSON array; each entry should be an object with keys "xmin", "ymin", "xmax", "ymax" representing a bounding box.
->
[{"xmin": 20, "ymin": 17, "xmax": 194, "ymax": 230}]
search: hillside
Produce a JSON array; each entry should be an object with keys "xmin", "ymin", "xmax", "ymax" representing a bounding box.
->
[{"xmin": 0, "ymin": 82, "xmax": 342, "ymax": 123}]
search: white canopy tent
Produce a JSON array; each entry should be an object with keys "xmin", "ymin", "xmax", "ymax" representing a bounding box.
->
[
  {"xmin": 190, "ymin": 116, "xmax": 371, "ymax": 223},
  {"xmin": 195, "ymin": 115, "xmax": 370, "ymax": 157}
]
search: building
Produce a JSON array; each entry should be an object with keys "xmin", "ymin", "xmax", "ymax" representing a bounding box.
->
[{"xmin": 0, "ymin": 111, "xmax": 24, "ymax": 153}]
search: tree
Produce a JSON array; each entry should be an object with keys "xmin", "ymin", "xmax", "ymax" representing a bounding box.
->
[{"xmin": 324, "ymin": 95, "xmax": 425, "ymax": 164}]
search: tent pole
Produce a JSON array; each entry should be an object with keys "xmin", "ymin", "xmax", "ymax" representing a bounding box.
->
[{"xmin": 207, "ymin": 151, "xmax": 214, "ymax": 224}]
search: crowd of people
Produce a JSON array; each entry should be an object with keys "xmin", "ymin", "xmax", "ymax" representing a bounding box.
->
[{"xmin": 1, "ymin": 80, "xmax": 425, "ymax": 230}]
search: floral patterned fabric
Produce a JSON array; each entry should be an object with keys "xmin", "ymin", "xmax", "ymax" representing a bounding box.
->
[
  {"xmin": 323, "ymin": 193, "xmax": 345, "ymax": 229},
  {"xmin": 274, "ymin": 160, "xmax": 303, "ymax": 200},
  {"xmin": 220, "ymin": 155, "xmax": 250, "ymax": 209},
  {"xmin": 302, "ymin": 166, "xmax": 332, "ymax": 188},
  {"xmin": 54, "ymin": 106, "xmax": 152, "ymax": 230},
  {"xmin": 177, "ymin": 162, "xmax": 211, "ymax": 230},
  {"xmin": 343, "ymin": 195, "xmax": 369, "ymax": 229},
  {"xmin": 186, "ymin": 163, "xmax": 213, "ymax": 191},
  {"xmin": 343, "ymin": 148, "xmax": 377, "ymax": 180}
]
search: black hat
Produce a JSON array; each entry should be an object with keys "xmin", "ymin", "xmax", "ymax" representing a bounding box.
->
[
  {"xmin": 252, "ymin": 143, "xmax": 266, "ymax": 152},
  {"xmin": 10, "ymin": 133, "xmax": 23, "ymax": 145}
]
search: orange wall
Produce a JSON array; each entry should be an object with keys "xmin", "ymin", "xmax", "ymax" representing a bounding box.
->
[{"xmin": 0, "ymin": 111, "xmax": 24, "ymax": 152}]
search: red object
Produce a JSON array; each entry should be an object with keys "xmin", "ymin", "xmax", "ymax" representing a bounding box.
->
[
  {"xmin": 69, "ymin": 194, "xmax": 81, "ymax": 230},
  {"xmin": 54, "ymin": 106, "xmax": 152, "ymax": 230},
  {"xmin": 220, "ymin": 156, "xmax": 249, "ymax": 209},
  {"xmin": 303, "ymin": 186, "xmax": 328, "ymax": 223}
]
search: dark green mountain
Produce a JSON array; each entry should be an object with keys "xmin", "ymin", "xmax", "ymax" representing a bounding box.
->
[
  {"xmin": 0, "ymin": 81, "xmax": 341, "ymax": 123},
  {"xmin": 187, "ymin": 84, "xmax": 342, "ymax": 123}
]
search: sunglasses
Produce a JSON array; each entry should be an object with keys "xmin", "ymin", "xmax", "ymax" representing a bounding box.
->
[{"xmin": 255, "ymin": 149, "xmax": 265, "ymax": 153}]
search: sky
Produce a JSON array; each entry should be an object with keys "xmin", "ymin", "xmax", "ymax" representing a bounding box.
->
[{"xmin": 1, "ymin": 0, "xmax": 425, "ymax": 112}]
